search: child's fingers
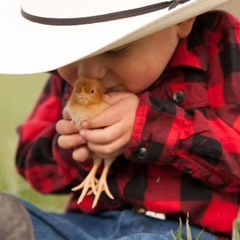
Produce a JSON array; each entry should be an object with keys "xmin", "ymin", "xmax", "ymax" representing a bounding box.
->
[
  {"xmin": 103, "ymin": 91, "xmax": 135, "ymax": 105},
  {"xmin": 72, "ymin": 145, "xmax": 91, "ymax": 163},
  {"xmin": 84, "ymin": 92, "xmax": 139, "ymax": 130},
  {"xmin": 82, "ymin": 108, "xmax": 116, "ymax": 129},
  {"xmin": 80, "ymin": 124, "xmax": 121, "ymax": 144},
  {"xmin": 88, "ymin": 140, "xmax": 124, "ymax": 159},
  {"xmin": 63, "ymin": 107, "xmax": 71, "ymax": 120},
  {"xmin": 56, "ymin": 119, "xmax": 79, "ymax": 135},
  {"xmin": 81, "ymin": 117, "xmax": 133, "ymax": 147},
  {"xmin": 58, "ymin": 134, "xmax": 86, "ymax": 149}
]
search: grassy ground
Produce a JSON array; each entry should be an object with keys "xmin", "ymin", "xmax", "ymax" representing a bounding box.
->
[{"xmin": 0, "ymin": 74, "xmax": 69, "ymax": 212}]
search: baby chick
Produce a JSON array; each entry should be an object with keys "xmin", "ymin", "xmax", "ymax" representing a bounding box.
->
[{"xmin": 65, "ymin": 77, "xmax": 115, "ymax": 208}]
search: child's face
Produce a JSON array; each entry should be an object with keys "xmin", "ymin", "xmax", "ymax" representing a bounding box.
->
[{"xmin": 58, "ymin": 24, "xmax": 188, "ymax": 94}]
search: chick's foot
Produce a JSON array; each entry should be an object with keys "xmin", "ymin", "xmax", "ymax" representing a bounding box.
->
[
  {"xmin": 72, "ymin": 158, "xmax": 102, "ymax": 204},
  {"xmin": 92, "ymin": 158, "xmax": 115, "ymax": 208}
]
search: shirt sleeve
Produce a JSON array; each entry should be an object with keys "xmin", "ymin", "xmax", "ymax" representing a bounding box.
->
[
  {"xmin": 124, "ymin": 12, "xmax": 240, "ymax": 193},
  {"xmin": 16, "ymin": 73, "xmax": 88, "ymax": 194}
]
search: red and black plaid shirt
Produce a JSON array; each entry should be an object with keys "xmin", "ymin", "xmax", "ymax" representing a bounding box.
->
[{"xmin": 16, "ymin": 11, "xmax": 240, "ymax": 237}]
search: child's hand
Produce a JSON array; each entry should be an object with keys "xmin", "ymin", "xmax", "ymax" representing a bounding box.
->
[
  {"xmin": 56, "ymin": 91, "xmax": 139, "ymax": 162},
  {"xmin": 79, "ymin": 91, "xmax": 139, "ymax": 160},
  {"xmin": 56, "ymin": 109, "xmax": 90, "ymax": 162}
]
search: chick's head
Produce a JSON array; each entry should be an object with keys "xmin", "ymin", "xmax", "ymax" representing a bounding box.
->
[{"xmin": 73, "ymin": 78, "xmax": 106, "ymax": 105}]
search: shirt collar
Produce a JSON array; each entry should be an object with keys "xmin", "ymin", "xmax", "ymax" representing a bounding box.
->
[{"xmin": 168, "ymin": 37, "xmax": 208, "ymax": 72}]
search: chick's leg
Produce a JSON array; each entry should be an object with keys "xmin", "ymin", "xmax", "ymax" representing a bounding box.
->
[
  {"xmin": 92, "ymin": 158, "xmax": 115, "ymax": 208},
  {"xmin": 72, "ymin": 156, "xmax": 102, "ymax": 204}
]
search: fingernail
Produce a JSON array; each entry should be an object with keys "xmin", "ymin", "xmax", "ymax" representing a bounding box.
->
[
  {"xmin": 79, "ymin": 130, "xmax": 85, "ymax": 137},
  {"xmin": 81, "ymin": 121, "xmax": 88, "ymax": 128}
]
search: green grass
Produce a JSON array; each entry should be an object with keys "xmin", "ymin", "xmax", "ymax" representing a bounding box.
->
[{"xmin": 0, "ymin": 74, "xmax": 69, "ymax": 212}]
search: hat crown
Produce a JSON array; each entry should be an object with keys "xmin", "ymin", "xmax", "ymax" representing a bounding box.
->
[{"xmin": 0, "ymin": 0, "xmax": 234, "ymax": 74}]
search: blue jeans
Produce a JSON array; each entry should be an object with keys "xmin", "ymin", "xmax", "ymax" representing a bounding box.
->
[{"xmin": 22, "ymin": 200, "xmax": 217, "ymax": 240}]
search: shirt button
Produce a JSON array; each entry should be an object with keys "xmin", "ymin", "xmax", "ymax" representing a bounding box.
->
[
  {"xmin": 185, "ymin": 168, "xmax": 193, "ymax": 175},
  {"xmin": 173, "ymin": 91, "xmax": 185, "ymax": 104},
  {"xmin": 136, "ymin": 147, "xmax": 148, "ymax": 160}
]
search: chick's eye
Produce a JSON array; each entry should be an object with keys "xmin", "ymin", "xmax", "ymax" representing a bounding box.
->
[
  {"xmin": 90, "ymin": 89, "xmax": 95, "ymax": 94},
  {"xmin": 105, "ymin": 46, "xmax": 130, "ymax": 58}
]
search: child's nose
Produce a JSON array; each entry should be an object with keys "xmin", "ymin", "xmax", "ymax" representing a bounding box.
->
[{"xmin": 77, "ymin": 56, "xmax": 107, "ymax": 80}]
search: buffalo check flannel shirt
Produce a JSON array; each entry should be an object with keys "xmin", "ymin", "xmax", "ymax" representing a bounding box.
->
[{"xmin": 16, "ymin": 11, "xmax": 240, "ymax": 236}]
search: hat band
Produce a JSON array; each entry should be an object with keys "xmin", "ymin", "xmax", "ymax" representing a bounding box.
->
[{"xmin": 21, "ymin": 0, "xmax": 190, "ymax": 26}]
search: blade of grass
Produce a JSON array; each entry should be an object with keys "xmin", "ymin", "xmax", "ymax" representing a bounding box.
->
[
  {"xmin": 232, "ymin": 211, "xmax": 240, "ymax": 240},
  {"xmin": 186, "ymin": 213, "xmax": 193, "ymax": 240}
]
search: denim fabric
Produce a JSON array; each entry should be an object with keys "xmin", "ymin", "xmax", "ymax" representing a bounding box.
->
[{"xmin": 21, "ymin": 200, "xmax": 217, "ymax": 240}]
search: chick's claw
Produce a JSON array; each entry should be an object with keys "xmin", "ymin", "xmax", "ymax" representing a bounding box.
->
[
  {"xmin": 92, "ymin": 176, "xmax": 114, "ymax": 209},
  {"xmin": 72, "ymin": 177, "xmax": 99, "ymax": 204},
  {"xmin": 92, "ymin": 158, "xmax": 115, "ymax": 208},
  {"xmin": 97, "ymin": 175, "xmax": 114, "ymax": 200},
  {"xmin": 72, "ymin": 158, "xmax": 102, "ymax": 204}
]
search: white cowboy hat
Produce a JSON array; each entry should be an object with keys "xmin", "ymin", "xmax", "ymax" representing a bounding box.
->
[{"xmin": 0, "ymin": 0, "xmax": 234, "ymax": 75}]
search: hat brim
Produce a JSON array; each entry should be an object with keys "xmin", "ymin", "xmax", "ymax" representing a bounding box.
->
[{"xmin": 0, "ymin": 0, "xmax": 233, "ymax": 75}]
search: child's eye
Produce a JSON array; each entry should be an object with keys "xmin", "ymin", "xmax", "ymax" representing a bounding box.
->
[{"xmin": 105, "ymin": 46, "xmax": 130, "ymax": 58}]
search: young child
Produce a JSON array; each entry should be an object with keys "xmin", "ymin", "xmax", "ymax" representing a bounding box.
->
[{"xmin": 0, "ymin": 0, "xmax": 240, "ymax": 239}]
